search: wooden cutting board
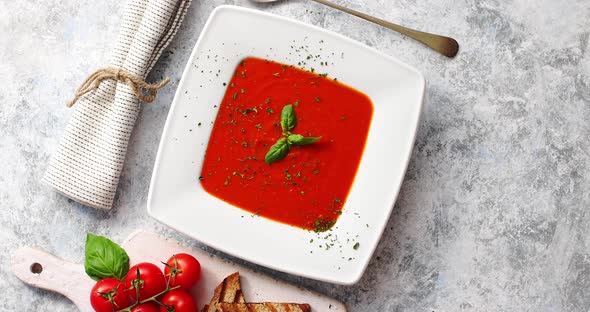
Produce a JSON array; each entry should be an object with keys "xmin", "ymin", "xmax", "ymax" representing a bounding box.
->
[{"xmin": 11, "ymin": 230, "xmax": 346, "ymax": 312}]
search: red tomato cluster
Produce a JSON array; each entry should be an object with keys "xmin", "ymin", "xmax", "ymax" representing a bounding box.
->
[{"xmin": 90, "ymin": 253, "xmax": 201, "ymax": 312}]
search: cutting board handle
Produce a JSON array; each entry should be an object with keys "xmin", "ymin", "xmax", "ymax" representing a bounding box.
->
[{"xmin": 11, "ymin": 247, "xmax": 94, "ymax": 311}]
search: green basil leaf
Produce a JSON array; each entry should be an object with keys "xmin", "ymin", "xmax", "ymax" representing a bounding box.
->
[
  {"xmin": 264, "ymin": 138, "xmax": 291, "ymax": 164},
  {"xmin": 84, "ymin": 233, "xmax": 130, "ymax": 281},
  {"xmin": 280, "ymin": 104, "xmax": 297, "ymax": 132},
  {"xmin": 288, "ymin": 134, "xmax": 321, "ymax": 145}
]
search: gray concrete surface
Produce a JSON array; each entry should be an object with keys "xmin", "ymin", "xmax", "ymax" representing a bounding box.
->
[{"xmin": 1, "ymin": 0, "xmax": 589, "ymax": 311}]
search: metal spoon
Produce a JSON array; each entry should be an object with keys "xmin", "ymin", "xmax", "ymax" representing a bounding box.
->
[{"xmin": 251, "ymin": 0, "xmax": 459, "ymax": 57}]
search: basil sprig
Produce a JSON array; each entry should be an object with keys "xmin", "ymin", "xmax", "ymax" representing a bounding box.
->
[
  {"xmin": 84, "ymin": 233, "xmax": 130, "ymax": 281},
  {"xmin": 264, "ymin": 104, "xmax": 321, "ymax": 164}
]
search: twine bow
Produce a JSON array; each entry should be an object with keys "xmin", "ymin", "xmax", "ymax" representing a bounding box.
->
[{"xmin": 66, "ymin": 67, "xmax": 170, "ymax": 107}]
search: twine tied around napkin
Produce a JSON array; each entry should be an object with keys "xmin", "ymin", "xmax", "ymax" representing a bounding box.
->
[
  {"xmin": 43, "ymin": 0, "xmax": 192, "ymax": 210},
  {"xmin": 66, "ymin": 67, "xmax": 170, "ymax": 108}
]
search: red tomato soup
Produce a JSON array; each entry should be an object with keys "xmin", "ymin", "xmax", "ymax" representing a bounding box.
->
[{"xmin": 200, "ymin": 57, "xmax": 373, "ymax": 232}]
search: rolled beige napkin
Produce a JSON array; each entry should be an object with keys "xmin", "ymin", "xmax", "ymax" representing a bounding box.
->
[{"xmin": 43, "ymin": 0, "xmax": 191, "ymax": 209}]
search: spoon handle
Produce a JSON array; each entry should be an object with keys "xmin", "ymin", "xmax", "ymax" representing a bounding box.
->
[{"xmin": 311, "ymin": 0, "xmax": 459, "ymax": 57}]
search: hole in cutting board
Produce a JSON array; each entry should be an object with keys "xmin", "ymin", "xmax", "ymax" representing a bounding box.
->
[{"xmin": 30, "ymin": 263, "xmax": 43, "ymax": 274}]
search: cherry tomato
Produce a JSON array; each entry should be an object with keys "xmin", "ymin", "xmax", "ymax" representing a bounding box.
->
[
  {"xmin": 164, "ymin": 253, "xmax": 202, "ymax": 291},
  {"xmin": 125, "ymin": 263, "xmax": 167, "ymax": 302},
  {"xmin": 159, "ymin": 290, "xmax": 197, "ymax": 312},
  {"xmin": 89, "ymin": 278, "xmax": 130, "ymax": 312},
  {"xmin": 132, "ymin": 302, "xmax": 160, "ymax": 312}
]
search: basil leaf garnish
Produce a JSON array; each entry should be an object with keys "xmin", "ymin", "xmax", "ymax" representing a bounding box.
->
[
  {"xmin": 280, "ymin": 104, "xmax": 297, "ymax": 132},
  {"xmin": 265, "ymin": 104, "xmax": 321, "ymax": 164},
  {"xmin": 84, "ymin": 233, "xmax": 130, "ymax": 281},
  {"xmin": 288, "ymin": 134, "xmax": 321, "ymax": 145},
  {"xmin": 264, "ymin": 138, "xmax": 291, "ymax": 164}
]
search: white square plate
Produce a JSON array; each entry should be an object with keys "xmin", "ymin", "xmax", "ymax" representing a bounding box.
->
[{"xmin": 148, "ymin": 5, "xmax": 424, "ymax": 285}]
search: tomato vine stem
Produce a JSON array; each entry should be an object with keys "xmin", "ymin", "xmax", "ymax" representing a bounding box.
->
[{"xmin": 116, "ymin": 284, "xmax": 180, "ymax": 312}]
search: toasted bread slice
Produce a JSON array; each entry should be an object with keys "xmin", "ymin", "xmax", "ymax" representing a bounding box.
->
[
  {"xmin": 215, "ymin": 303, "xmax": 311, "ymax": 312},
  {"xmin": 202, "ymin": 272, "xmax": 246, "ymax": 312}
]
